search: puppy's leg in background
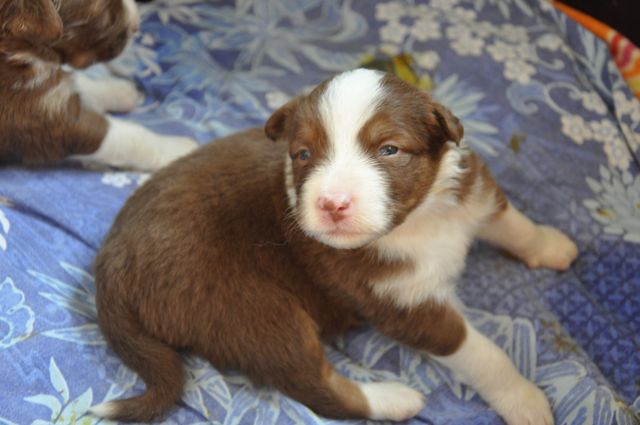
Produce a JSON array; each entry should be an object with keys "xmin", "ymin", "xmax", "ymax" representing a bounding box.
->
[
  {"xmin": 73, "ymin": 73, "xmax": 141, "ymax": 114},
  {"xmin": 71, "ymin": 116, "xmax": 197, "ymax": 171},
  {"xmin": 478, "ymin": 203, "xmax": 578, "ymax": 270}
]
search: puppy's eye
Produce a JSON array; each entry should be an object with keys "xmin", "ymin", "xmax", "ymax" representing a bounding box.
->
[
  {"xmin": 296, "ymin": 149, "xmax": 311, "ymax": 161},
  {"xmin": 378, "ymin": 145, "xmax": 399, "ymax": 157}
]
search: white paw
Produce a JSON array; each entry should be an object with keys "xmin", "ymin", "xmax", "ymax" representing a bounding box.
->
[
  {"xmin": 359, "ymin": 381, "xmax": 425, "ymax": 421},
  {"xmin": 148, "ymin": 135, "xmax": 199, "ymax": 170},
  {"xmin": 523, "ymin": 225, "xmax": 578, "ymax": 271},
  {"xmin": 492, "ymin": 380, "xmax": 554, "ymax": 425},
  {"xmin": 104, "ymin": 79, "xmax": 142, "ymax": 113}
]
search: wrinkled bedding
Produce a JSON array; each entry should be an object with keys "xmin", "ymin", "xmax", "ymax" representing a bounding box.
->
[{"xmin": 0, "ymin": 1, "xmax": 639, "ymax": 424}]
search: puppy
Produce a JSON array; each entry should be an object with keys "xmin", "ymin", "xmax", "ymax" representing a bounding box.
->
[
  {"xmin": 91, "ymin": 69, "xmax": 578, "ymax": 423},
  {"xmin": 0, "ymin": 0, "xmax": 197, "ymax": 170}
]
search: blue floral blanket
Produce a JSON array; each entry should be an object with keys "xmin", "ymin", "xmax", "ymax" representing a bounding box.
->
[{"xmin": 1, "ymin": 1, "xmax": 639, "ymax": 424}]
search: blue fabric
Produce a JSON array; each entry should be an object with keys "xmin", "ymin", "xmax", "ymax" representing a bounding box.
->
[{"xmin": 1, "ymin": 1, "xmax": 639, "ymax": 424}]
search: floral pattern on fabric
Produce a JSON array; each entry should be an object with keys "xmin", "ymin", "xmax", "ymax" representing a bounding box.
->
[{"xmin": 0, "ymin": 1, "xmax": 638, "ymax": 424}]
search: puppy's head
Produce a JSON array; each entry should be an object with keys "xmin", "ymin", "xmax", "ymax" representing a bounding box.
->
[
  {"xmin": 0, "ymin": 0, "xmax": 139, "ymax": 68},
  {"xmin": 266, "ymin": 69, "xmax": 463, "ymax": 249},
  {"xmin": 0, "ymin": 0, "xmax": 64, "ymax": 44},
  {"xmin": 53, "ymin": 0, "xmax": 140, "ymax": 68}
]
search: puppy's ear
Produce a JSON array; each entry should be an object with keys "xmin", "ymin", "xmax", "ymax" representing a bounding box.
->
[
  {"xmin": 265, "ymin": 99, "xmax": 297, "ymax": 142},
  {"xmin": 433, "ymin": 104, "xmax": 464, "ymax": 146},
  {"xmin": 1, "ymin": 0, "xmax": 63, "ymax": 44}
]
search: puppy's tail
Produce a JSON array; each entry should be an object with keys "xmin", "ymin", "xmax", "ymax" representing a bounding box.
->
[{"xmin": 89, "ymin": 308, "xmax": 184, "ymax": 422}]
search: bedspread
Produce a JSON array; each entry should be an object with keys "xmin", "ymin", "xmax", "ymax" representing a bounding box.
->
[{"xmin": 0, "ymin": 1, "xmax": 639, "ymax": 424}]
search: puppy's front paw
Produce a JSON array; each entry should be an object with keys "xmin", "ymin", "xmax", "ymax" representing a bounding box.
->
[
  {"xmin": 522, "ymin": 226, "xmax": 578, "ymax": 271},
  {"xmin": 492, "ymin": 380, "xmax": 554, "ymax": 425},
  {"xmin": 105, "ymin": 79, "xmax": 143, "ymax": 113}
]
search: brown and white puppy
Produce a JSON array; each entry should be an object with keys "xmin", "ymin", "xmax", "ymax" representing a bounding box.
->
[
  {"xmin": 91, "ymin": 69, "xmax": 578, "ymax": 423},
  {"xmin": 0, "ymin": 0, "xmax": 196, "ymax": 170}
]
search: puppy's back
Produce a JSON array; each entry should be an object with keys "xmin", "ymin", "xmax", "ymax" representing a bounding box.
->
[{"xmin": 94, "ymin": 127, "xmax": 295, "ymax": 345}]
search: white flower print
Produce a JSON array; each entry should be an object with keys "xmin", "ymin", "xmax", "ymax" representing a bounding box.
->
[
  {"xmin": 537, "ymin": 34, "xmax": 563, "ymax": 51},
  {"xmin": 583, "ymin": 166, "xmax": 640, "ymax": 243},
  {"xmin": 580, "ymin": 91, "xmax": 607, "ymax": 115},
  {"xmin": 603, "ymin": 138, "xmax": 632, "ymax": 169},
  {"xmin": 514, "ymin": 43, "xmax": 533, "ymax": 61},
  {"xmin": 101, "ymin": 172, "xmax": 132, "ymax": 188},
  {"xmin": 503, "ymin": 59, "xmax": 536, "ymax": 84},
  {"xmin": 621, "ymin": 123, "xmax": 640, "ymax": 149},
  {"xmin": 632, "ymin": 104, "xmax": 640, "ymax": 123},
  {"xmin": 561, "ymin": 114, "xmax": 592, "ymax": 144},
  {"xmin": 500, "ymin": 24, "xmax": 528, "ymax": 43},
  {"xmin": 473, "ymin": 21, "xmax": 495, "ymax": 38},
  {"xmin": 446, "ymin": 23, "xmax": 473, "ymax": 41},
  {"xmin": 24, "ymin": 357, "xmax": 95, "ymax": 424},
  {"xmin": 486, "ymin": 40, "xmax": 518, "ymax": 62},
  {"xmin": 0, "ymin": 278, "xmax": 35, "ymax": 348},
  {"xmin": 613, "ymin": 90, "xmax": 640, "ymax": 124},
  {"xmin": 589, "ymin": 119, "xmax": 619, "ymax": 143},
  {"xmin": 613, "ymin": 90, "xmax": 636, "ymax": 115},
  {"xmin": 375, "ymin": 2, "xmax": 405, "ymax": 21},
  {"xmin": 450, "ymin": 7, "xmax": 476, "ymax": 22},
  {"xmin": 415, "ymin": 51, "xmax": 440, "ymax": 70},
  {"xmin": 378, "ymin": 3, "xmax": 442, "ymax": 46},
  {"xmin": 410, "ymin": 18, "xmax": 441, "ymax": 42},
  {"xmin": 410, "ymin": 4, "xmax": 432, "ymax": 17},
  {"xmin": 429, "ymin": 0, "xmax": 460, "ymax": 10},
  {"xmin": 451, "ymin": 35, "xmax": 484, "ymax": 56},
  {"xmin": 379, "ymin": 21, "xmax": 409, "ymax": 44},
  {"xmin": 109, "ymin": 33, "xmax": 162, "ymax": 78}
]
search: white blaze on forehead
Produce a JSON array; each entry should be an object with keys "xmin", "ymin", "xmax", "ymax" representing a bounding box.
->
[
  {"xmin": 318, "ymin": 68, "xmax": 386, "ymax": 150},
  {"xmin": 297, "ymin": 69, "xmax": 392, "ymax": 249}
]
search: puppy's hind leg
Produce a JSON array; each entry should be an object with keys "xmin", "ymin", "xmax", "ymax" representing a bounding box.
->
[
  {"xmin": 70, "ymin": 115, "xmax": 197, "ymax": 171},
  {"xmin": 70, "ymin": 73, "xmax": 198, "ymax": 170},
  {"xmin": 478, "ymin": 203, "xmax": 578, "ymax": 271},
  {"xmin": 204, "ymin": 305, "xmax": 424, "ymax": 422}
]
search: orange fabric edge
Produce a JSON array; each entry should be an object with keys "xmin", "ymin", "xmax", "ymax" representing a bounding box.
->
[{"xmin": 552, "ymin": 1, "xmax": 611, "ymax": 41}]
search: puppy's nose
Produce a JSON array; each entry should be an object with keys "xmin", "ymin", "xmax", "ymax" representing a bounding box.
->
[{"xmin": 317, "ymin": 195, "xmax": 351, "ymax": 221}]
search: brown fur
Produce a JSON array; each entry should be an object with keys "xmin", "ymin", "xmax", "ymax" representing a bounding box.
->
[
  {"xmin": 455, "ymin": 150, "xmax": 508, "ymax": 215},
  {"xmin": 93, "ymin": 74, "xmax": 505, "ymax": 422},
  {"xmin": 53, "ymin": 0, "xmax": 133, "ymax": 68},
  {"xmin": 0, "ymin": 0, "xmax": 133, "ymax": 164}
]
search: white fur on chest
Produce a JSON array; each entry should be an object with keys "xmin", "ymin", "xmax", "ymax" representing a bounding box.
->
[
  {"xmin": 372, "ymin": 203, "xmax": 474, "ymax": 307},
  {"xmin": 370, "ymin": 148, "xmax": 498, "ymax": 309}
]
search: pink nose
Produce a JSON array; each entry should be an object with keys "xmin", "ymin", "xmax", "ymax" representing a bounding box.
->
[{"xmin": 317, "ymin": 195, "xmax": 351, "ymax": 221}]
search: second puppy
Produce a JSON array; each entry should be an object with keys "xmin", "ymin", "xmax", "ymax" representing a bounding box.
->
[{"xmin": 0, "ymin": 0, "xmax": 197, "ymax": 170}]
